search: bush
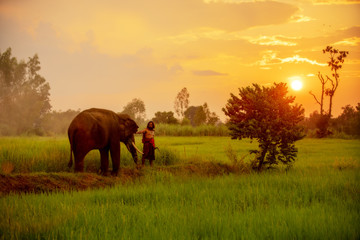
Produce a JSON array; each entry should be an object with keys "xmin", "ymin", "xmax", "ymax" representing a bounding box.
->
[
  {"xmin": 223, "ymin": 83, "xmax": 305, "ymax": 171},
  {"xmin": 155, "ymin": 147, "xmax": 180, "ymax": 166},
  {"xmin": 153, "ymin": 124, "xmax": 229, "ymax": 136},
  {"xmin": 224, "ymin": 144, "xmax": 251, "ymax": 173}
]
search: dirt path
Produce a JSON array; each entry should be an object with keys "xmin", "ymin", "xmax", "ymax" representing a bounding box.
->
[{"xmin": 0, "ymin": 162, "xmax": 240, "ymax": 195}]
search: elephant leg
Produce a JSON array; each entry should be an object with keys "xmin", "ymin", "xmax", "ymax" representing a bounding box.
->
[
  {"xmin": 100, "ymin": 148, "xmax": 110, "ymax": 176},
  {"xmin": 74, "ymin": 150, "xmax": 87, "ymax": 172},
  {"xmin": 110, "ymin": 142, "xmax": 120, "ymax": 176}
]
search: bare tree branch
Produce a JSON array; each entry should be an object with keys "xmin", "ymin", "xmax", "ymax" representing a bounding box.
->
[{"xmin": 309, "ymin": 91, "xmax": 321, "ymax": 106}]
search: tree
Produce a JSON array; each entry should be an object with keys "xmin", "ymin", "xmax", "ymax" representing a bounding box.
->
[
  {"xmin": 42, "ymin": 109, "xmax": 80, "ymax": 135},
  {"xmin": 309, "ymin": 46, "xmax": 348, "ymax": 137},
  {"xmin": 152, "ymin": 111, "xmax": 178, "ymax": 124},
  {"xmin": 223, "ymin": 83, "xmax": 304, "ymax": 171},
  {"xmin": 121, "ymin": 98, "xmax": 146, "ymax": 123},
  {"xmin": 202, "ymin": 103, "xmax": 220, "ymax": 125},
  {"xmin": 332, "ymin": 103, "xmax": 360, "ymax": 137},
  {"xmin": 323, "ymin": 46, "xmax": 348, "ymax": 117},
  {"xmin": 0, "ymin": 48, "xmax": 51, "ymax": 135},
  {"xmin": 355, "ymin": 103, "xmax": 360, "ymax": 137},
  {"xmin": 309, "ymin": 72, "xmax": 327, "ymax": 116},
  {"xmin": 184, "ymin": 103, "xmax": 219, "ymax": 126},
  {"xmin": 184, "ymin": 106, "xmax": 206, "ymax": 126},
  {"xmin": 174, "ymin": 87, "xmax": 189, "ymax": 119}
]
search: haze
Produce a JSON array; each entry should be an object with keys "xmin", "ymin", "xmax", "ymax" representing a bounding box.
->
[{"xmin": 1, "ymin": 0, "xmax": 359, "ymax": 120}]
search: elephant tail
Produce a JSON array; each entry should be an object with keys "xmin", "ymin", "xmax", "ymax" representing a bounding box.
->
[
  {"xmin": 68, "ymin": 145, "xmax": 73, "ymax": 168},
  {"xmin": 68, "ymin": 130, "xmax": 75, "ymax": 168}
]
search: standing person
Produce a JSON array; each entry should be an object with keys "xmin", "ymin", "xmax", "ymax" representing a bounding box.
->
[{"xmin": 136, "ymin": 121, "xmax": 155, "ymax": 167}]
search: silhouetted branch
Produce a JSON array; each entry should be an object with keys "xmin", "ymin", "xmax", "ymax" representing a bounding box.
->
[{"xmin": 309, "ymin": 91, "xmax": 321, "ymax": 106}]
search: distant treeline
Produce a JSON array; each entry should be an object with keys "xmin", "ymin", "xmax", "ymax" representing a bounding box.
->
[
  {"xmin": 1, "ymin": 104, "xmax": 359, "ymax": 138},
  {"xmin": 14, "ymin": 109, "xmax": 229, "ymax": 137},
  {"xmin": 1, "ymin": 48, "xmax": 359, "ymax": 138},
  {"xmin": 42, "ymin": 103, "xmax": 360, "ymax": 138},
  {"xmin": 301, "ymin": 103, "xmax": 360, "ymax": 139},
  {"xmin": 148, "ymin": 124, "xmax": 229, "ymax": 137}
]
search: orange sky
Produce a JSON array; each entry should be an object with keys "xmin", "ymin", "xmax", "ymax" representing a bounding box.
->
[{"xmin": 1, "ymin": 0, "xmax": 359, "ymax": 120}]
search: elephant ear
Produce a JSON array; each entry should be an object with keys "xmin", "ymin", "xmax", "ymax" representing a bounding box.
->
[{"xmin": 117, "ymin": 114, "xmax": 139, "ymax": 136}]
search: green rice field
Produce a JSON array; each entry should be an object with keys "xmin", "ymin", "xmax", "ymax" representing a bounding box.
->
[{"xmin": 0, "ymin": 136, "xmax": 359, "ymax": 239}]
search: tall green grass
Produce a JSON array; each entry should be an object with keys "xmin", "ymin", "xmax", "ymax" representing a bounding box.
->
[
  {"xmin": 0, "ymin": 137, "xmax": 359, "ymax": 239},
  {"xmin": 149, "ymin": 124, "xmax": 229, "ymax": 136},
  {"xmin": 1, "ymin": 169, "xmax": 359, "ymax": 239},
  {"xmin": 1, "ymin": 137, "xmax": 359, "ymax": 174},
  {"xmin": 0, "ymin": 136, "xmax": 183, "ymax": 173},
  {"xmin": 0, "ymin": 136, "xmax": 360, "ymax": 239}
]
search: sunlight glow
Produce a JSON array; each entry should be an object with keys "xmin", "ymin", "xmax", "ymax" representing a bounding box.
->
[{"xmin": 290, "ymin": 77, "xmax": 303, "ymax": 91}]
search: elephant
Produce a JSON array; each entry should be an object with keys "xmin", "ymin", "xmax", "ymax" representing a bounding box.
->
[{"xmin": 67, "ymin": 108, "xmax": 143, "ymax": 176}]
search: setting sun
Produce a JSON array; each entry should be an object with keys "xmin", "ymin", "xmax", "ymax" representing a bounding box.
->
[{"xmin": 290, "ymin": 77, "xmax": 303, "ymax": 91}]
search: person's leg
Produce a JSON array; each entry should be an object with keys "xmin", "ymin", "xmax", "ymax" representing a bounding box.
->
[{"xmin": 149, "ymin": 145, "xmax": 155, "ymax": 167}]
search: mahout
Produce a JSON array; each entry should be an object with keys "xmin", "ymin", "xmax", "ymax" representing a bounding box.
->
[{"xmin": 68, "ymin": 108, "xmax": 142, "ymax": 176}]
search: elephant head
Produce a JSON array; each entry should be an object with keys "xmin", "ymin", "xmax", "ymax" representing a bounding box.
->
[{"xmin": 118, "ymin": 114, "xmax": 141, "ymax": 163}]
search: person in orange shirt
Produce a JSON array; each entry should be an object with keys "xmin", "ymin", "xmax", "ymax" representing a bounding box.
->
[{"xmin": 136, "ymin": 121, "xmax": 155, "ymax": 167}]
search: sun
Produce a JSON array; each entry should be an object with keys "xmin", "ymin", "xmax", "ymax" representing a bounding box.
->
[{"xmin": 289, "ymin": 77, "xmax": 303, "ymax": 91}]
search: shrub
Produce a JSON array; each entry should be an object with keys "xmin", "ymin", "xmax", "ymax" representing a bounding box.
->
[{"xmin": 223, "ymin": 83, "xmax": 305, "ymax": 171}]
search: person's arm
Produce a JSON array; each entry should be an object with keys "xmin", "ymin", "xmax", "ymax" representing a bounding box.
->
[{"xmin": 136, "ymin": 129, "xmax": 146, "ymax": 134}]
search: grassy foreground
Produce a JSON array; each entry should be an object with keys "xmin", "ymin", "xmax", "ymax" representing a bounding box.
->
[{"xmin": 0, "ymin": 137, "xmax": 359, "ymax": 239}]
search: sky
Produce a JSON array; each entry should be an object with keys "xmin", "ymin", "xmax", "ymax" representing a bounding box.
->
[{"xmin": 1, "ymin": 0, "xmax": 359, "ymax": 121}]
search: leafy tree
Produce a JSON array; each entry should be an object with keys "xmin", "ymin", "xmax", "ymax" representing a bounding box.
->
[
  {"xmin": 184, "ymin": 106, "xmax": 206, "ymax": 126},
  {"xmin": 121, "ymin": 98, "xmax": 146, "ymax": 123},
  {"xmin": 223, "ymin": 83, "xmax": 304, "ymax": 171},
  {"xmin": 355, "ymin": 103, "xmax": 360, "ymax": 137},
  {"xmin": 323, "ymin": 46, "xmax": 348, "ymax": 117},
  {"xmin": 202, "ymin": 103, "xmax": 220, "ymax": 125},
  {"xmin": 332, "ymin": 103, "xmax": 360, "ymax": 137},
  {"xmin": 0, "ymin": 48, "xmax": 51, "ymax": 135},
  {"xmin": 174, "ymin": 87, "xmax": 189, "ymax": 119},
  {"xmin": 180, "ymin": 117, "xmax": 191, "ymax": 126},
  {"xmin": 152, "ymin": 111, "xmax": 178, "ymax": 124},
  {"xmin": 301, "ymin": 111, "xmax": 320, "ymax": 132},
  {"xmin": 184, "ymin": 103, "xmax": 219, "ymax": 126},
  {"xmin": 309, "ymin": 46, "xmax": 348, "ymax": 137},
  {"xmin": 42, "ymin": 109, "xmax": 80, "ymax": 135}
]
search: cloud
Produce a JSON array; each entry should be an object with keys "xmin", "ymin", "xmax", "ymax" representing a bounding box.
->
[
  {"xmin": 206, "ymin": 0, "xmax": 360, "ymax": 5},
  {"xmin": 281, "ymin": 55, "xmax": 327, "ymax": 65},
  {"xmin": 0, "ymin": 0, "xmax": 299, "ymax": 55},
  {"xmin": 193, "ymin": 70, "xmax": 228, "ymax": 76},
  {"xmin": 290, "ymin": 14, "xmax": 316, "ymax": 23},
  {"xmin": 245, "ymin": 35, "xmax": 298, "ymax": 46},
  {"xmin": 295, "ymin": 26, "xmax": 360, "ymax": 52},
  {"xmin": 310, "ymin": 0, "xmax": 360, "ymax": 5},
  {"xmin": 253, "ymin": 50, "xmax": 327, "ymax": 67},
  {"xmin": 333, "ymin": 37, "xmax": 360, "ymax": 46}
]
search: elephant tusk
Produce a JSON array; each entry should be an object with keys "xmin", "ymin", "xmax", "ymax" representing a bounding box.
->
[{"xmin": 132, "ymin": 142, "xmax": 143, "ymax": 155}]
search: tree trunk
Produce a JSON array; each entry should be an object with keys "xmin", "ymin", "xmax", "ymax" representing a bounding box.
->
[
  {"xmin": 329, "ymin": 95, "xmax": 333, "ymax": 118},
  {"xmin": 320, "ymin": 82, "xmax": 324, "ymax": 115},
  {"xmin": 257, "ymin": 144, "xmax": 268, "ymax": 171}
]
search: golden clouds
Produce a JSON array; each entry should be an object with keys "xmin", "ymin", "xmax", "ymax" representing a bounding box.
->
[
  {"xmin": 290, "ymin": 14, "xmax": 316, "ymax": 23},
  {"xmin": 1, "ymin": 0, "xmax": 359, "ymax": 118},
  {"xmin": 311, "ymin": 0, "xmax": 360, "ymax": 5},
  {"xmin": 252, "ymin": 50, "xmax": 327, "ymax": 69},
  {"xmin": 245, "ymin": 35, "xmax": 298, "ymax": 46},
  {"xmin": 1, "ymin": 0, "xmax": 299, "ymax": 53},
  {"xmin": 333, "ymin": 37, "xmax": 360, "ymax": 46},
  {"xmin": 281, "ymin": 55, "xmax": 327, "ymax": 66}
]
